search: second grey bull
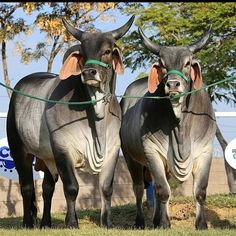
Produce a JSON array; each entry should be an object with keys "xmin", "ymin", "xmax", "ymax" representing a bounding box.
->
[
  {"xmin": 7, "ymin": 16, "xmax": 134, "ymax": 228},
  {"xmin": 120, "ymin": 27, "xmax": 216, "ymax": 229}
]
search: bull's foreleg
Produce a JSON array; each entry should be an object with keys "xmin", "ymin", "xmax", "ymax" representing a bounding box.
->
[
  {"xmin": 99, "ymin": 146, "xmax": 120, "ymax": 228},
  {"xmin": 40, "ymin": 169, "xmax": 58, "ymax": 228},
  {"xmin": 54, "ymin": 154, "xmax": 79, "ymax": 228},
  {"xmin": 123, "ymin": 151, "xmax": 145, "ymax": 229},
  {"xmin": 146, "ymin": 155, "xmax": 171, "ymax": 229},
  {"xmin": 192, "ymin": 153, "xmax": 212, "ymax": 230}
]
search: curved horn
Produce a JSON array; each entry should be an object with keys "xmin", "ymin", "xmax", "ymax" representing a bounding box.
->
[
  {"xmin": 188, "ymin": 25, "xmax": 212, "ymax": 53},
  {"xmin": 62, "ymin": 18, "xmax": 84, "ymax": 41},
  {"xmin": 109, "ymin": 15, "xmax": 135, "ymax": 40},
  {"xmin": 138, "ymin": 27, "xmax": 161, "ymax": 56}
]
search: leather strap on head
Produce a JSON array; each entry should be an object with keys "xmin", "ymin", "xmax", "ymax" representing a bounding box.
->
[{"xmin": 85, "ymin": 59, "xmax": 111, "ymax": 69}]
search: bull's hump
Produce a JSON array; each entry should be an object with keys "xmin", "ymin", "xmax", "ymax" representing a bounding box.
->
[{"xmin": 24, "ymin": 72, "xmax": 58, "ymax": 80}]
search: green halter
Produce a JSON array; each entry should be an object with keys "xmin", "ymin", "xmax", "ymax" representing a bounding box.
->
[
  {"xmin": 85, "ymin": 59, "xmax": 110, "ymax": 69},
  {"xmin": 166, "ymin": 70, "xmax": 190, "ymax": 82}
]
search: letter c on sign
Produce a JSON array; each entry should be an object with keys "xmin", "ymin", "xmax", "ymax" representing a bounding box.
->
[
  {"xmin": 0, "ymin": 146, "xmax": 10, "ymax": 158},
  {"xmin": 225, "ymin": 138, "xmax": 236, "ymax": 169}
]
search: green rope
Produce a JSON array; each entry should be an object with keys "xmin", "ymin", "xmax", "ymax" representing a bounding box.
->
[
  {"xmin": 0, "ymin": 81, "xmax": 99, "ymax": 105},
  {"xmin": 117, "ymin": 76, "xmax": 235, "ymax": 101},
  {"xmin": 0, "ymin": 76, "xmax": 234, "ymax": 105}
]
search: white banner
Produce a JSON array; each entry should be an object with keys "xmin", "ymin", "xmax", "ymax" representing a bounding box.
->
[
  {"xmin": 225, "ymin": 138, "xmax": 236, "ymax": 169},
  {"xmin": 0, "ymin": 137, "xmax": 44, "ymax": 181}
]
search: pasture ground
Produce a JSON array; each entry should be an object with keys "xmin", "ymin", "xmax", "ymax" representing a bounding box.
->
[{"xmin": 0, "ymin": 194, "xmax": 236, "ymax": 235}]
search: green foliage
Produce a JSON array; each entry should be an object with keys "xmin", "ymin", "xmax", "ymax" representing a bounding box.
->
[
  {"xmin": 136, "ymin": 71, "xmax": 148, "ymax": 80},
  {"xmin": 120, "ymin": 2, "xmax": 236, "ymax": 104},
  {"xmin": 16, "ymin": 2, "xmax": 119, "ymax": 71},
  {"xmin": 0, "ymin": 3, "xmax": 29, "ymax": 42}
]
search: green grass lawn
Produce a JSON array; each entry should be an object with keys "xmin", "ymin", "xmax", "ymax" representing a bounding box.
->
[{"xmin": 0, "ymin": 194, "xmax": 236, "ymax": 235}]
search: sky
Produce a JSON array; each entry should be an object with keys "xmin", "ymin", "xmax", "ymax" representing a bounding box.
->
[{"xmin": 0, "ymin": 5, "xmax": 235, "ymax": 157}]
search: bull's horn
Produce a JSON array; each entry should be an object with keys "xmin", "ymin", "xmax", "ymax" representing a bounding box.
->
[
  {"xmin": 109, "ymin": 15, "xmax": 135, "ymax": 40},
  {"xmin": 138, "ymin": 27, "xmax": 161, "ymax": 56},
  {"xmin": 62, "ymin": 18, "xmax": 84, "ymax": 41},
  {"xmin": 188, "ymin": 25, "xmax": 212, "ymax": 53}
]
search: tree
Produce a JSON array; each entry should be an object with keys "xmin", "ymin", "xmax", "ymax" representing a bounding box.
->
[
  {"xmin": 120, "ymin": 2, "xmax": 236, "ymax": 194},
  {"xmin": 120, "ymin": 2, "xmax": 236, "ymax": 103},
  {"xmin": 0, "ymin": 3, "xmax": 40, "ymax": 97},
  {"xmin": 18, "ymin": 2, "xmax": 118, "ymax": 72}
]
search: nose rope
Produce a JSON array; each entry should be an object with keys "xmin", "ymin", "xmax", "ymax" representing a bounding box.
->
[
  {"xmin": 85, "ymin": 59, "xmax": 111, "ymax": 69},
  {"xmin": 166, "ymin": 70, "xmax": 190, "ymax": 82}
]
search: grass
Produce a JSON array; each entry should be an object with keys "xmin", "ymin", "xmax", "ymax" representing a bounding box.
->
[{"xmin": 0, "ymin": 194, "xmax": 236, "ymax": 235}]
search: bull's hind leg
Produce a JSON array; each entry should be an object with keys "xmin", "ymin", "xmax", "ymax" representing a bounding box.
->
[
  {"xmin": 40, "ymin": 169, "xmax": 58, "ymax": 228},
  {"xmin": 7, "ymin": 112, "xmax": 37, "ymax": 228},
  {"xmin": 192, "ymin": 153, "xmax": 212, "ymax": 230},
  {"xmin": 12, "ymin": 151, "xmax": 36, "ymax": 228},
  {"xmin": 123, "ymin": 150, "xmax": 145, "ymax": 229}
]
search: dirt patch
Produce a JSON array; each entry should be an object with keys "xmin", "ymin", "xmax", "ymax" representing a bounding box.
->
[{"xmin": 142, "ymin": 202, "xmax": 236, "ymax": 230}]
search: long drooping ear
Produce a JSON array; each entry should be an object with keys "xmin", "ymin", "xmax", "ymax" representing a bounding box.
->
[
  {"xmin": 148, "ymin": 63, "xmax": 163, "ymax": 93},
  {"xmin": 112, "ymin": 47, "xmax": 124, "ymax": 74},
  {"xmin": 59, "ymin": 51, "xmax": 84, "ymax": 80},
  {"xmin": 190, "ymin": 59, "xmax": 202, "ymax": 89}
]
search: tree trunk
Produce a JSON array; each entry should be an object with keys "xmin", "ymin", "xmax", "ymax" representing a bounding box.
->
[
  {"xmin": 47, "ymin": 54, "xmax": 54, "ymax": 73},
  {"xmin": 47, "ymin": 36, "xmax": 64, "ymax": 72},
  {"xmin": 216, "ymin": 124, "xmax": 236, "ymax": 195},
  {"xmin": 1, "ymin": 40, "xmax": 12, "ymax": 98}
]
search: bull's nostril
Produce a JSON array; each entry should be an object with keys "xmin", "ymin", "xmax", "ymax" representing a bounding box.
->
[
  {"xmin": 90, "ymin": 70, "xmax": 97, "ymax": 75},
  {"xmin": 166, "ymin": 80, "xmax": 181, "ymax": 89}
]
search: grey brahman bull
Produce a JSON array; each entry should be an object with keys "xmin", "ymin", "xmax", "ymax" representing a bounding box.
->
[
  {"xmin": 120, "ymin": 26, "xmax": 216, "ymax": 229},
  {"xmin": 6, "ymin": 15, "xmax": 134, "ymax": 228}
]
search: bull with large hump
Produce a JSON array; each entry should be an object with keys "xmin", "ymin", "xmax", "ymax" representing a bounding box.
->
[
  {"xmin": 6, "ymin": 15, "xmax": 134, "ymax": 228},
  {"xmin": 120, "ymin": 26, "xmax": 216, "ymax": 230}
]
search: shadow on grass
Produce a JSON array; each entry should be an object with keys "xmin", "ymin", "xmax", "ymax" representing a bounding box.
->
[
  {"xmin": 1, "ymin": 204, "xmax": 236, "ymax": 230},
  {"xmin": 206, "ymin": 208, "xmax": 236, "ymax": 230},
  {"xmin": 0, "ymin": 216, "xmax": 65, "ymax": 230}
]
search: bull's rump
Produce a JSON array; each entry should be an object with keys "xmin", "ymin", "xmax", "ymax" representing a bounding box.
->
[{"xmin": 7, "ymin": 73, "xmax": 59, "ymax": 157}]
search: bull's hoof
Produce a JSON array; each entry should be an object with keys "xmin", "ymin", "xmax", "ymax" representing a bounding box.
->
[
  {"xmin": 40, "ymin": 221, "xmax": 51, "ymax": 229},
  {"xmin": 101, "ymin": 223, "xmax": 113, "ymax": 229},
  {"xmin": 66, "ymin": 223, "xmax": 79, "ymax": 229},
  {"xmin": 23, "ymin": 222, "xmax": 34, "ymax": 229},
  {"xmin": 133, "ymin": 223, "xmax": 145, "ymax": 230},
  {"xmin": 134, "ymin": 217, "xmax": 145, "ymax": 229},
  {"xmin": 195, "ymin": 222, "xmax": 208, "ymax": 230},
  {"xmin": 153, "ymin": 219, "xmax": 171, "ymax": 229}
]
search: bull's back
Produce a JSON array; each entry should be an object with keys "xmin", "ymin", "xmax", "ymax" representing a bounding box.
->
[{"xmin": 7, "ymin": 72, "xmax": 59, "ymax": 158}]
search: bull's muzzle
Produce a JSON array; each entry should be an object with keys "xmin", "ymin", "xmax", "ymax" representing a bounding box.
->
[
  {"xmin": 81, "ymin": 68, "xmax": 101, "ymax": 87},
  {"xmin": 166, "ymin": 80, "xmax": 181, "ymax": 91},
  {"xmin": 165, "ymin": 79, "xmax": 183, "ymax": 95}
]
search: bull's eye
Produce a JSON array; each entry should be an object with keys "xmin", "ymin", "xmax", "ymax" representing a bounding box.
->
[
  {"xmin": 104, "ymin": 49, "xmax": 111, "ymax": 55},
  {"xmin": 184, "ymin": 61, "xmax": 191, "ymax": 67}
]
